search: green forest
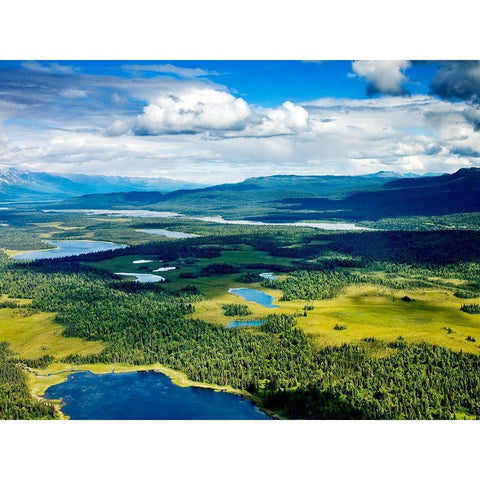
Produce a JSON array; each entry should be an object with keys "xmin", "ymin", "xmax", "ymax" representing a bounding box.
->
[
  {"xmin": 0, "ymin": 342, "xmax": 55, "ymax": 419},
  {"xmin": 0, "ymin": 207, "xmax": 479, "ymax": 420}
]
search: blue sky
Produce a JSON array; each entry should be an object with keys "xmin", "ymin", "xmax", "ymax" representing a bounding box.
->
[
  {"xmin": 0, "ymin": 59, "xmax": 439, "ymax": 103},
  {"xmin": 0, "ymin": 60, "xmax": 479, "ymax": 182}
]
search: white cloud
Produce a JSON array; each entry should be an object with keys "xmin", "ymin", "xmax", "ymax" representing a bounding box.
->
[
  {"xmin": 430, "ymin": 61, "xmax": 480, "ymax": 102},
  {"xmin": 106, "ymin": 119, "xmax": 133, "ymax": 136},
  {"xmin": 0, "ymin": 132, "xmax": 8, "ymax": 146},
  {"xmin": 60, "ymin": 88, "xmax": 87, "ymax": 98},
  {"xmin": 2, "ymin": 67, "xmax": 480, "ymax": 182},
  {"xmin": 0, "ymin": 131, "xmax": 9, "ymax": 159},
  {"xmin": 111, "ymin": 92, "xmax": 127, "ymax": 104},
  {"xmin": 464, "ymin": 107, "xmax": 480, "ymax": 131},
  {"xmin": 133, "ymin": 88, "xmax": 252, "ymax": 135},
  {"xmin": 242, "ymin": 101, "xmax": 309, "ymax": 137},
  {"xmin": 21, "ymin": 61, "xmax": 74, "ymax": 75},
  {"xmin": 123, "ymin": 64, "xmax": 213, "ymax": 78},
  {"xmin": 132, "ymin": 89, "xmax": 309, "ymax": 138},
  {"xmin": 351, "ymin": 60, "xmax": 411, "ymax": 95}
]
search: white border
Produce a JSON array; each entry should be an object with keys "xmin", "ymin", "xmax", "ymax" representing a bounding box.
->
[
  {"xmin": 1, "ymin": 0, "xmax": 479, "ymax": 59},
  {"xmin": 0, "ymin": 420, "xmax": 478, "ymax": 479},
  {"xmin": 1, "ymin": 0, "xmax": 478, "ymax": 477}
]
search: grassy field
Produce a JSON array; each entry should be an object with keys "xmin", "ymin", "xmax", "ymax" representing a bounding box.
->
[
  {"xmin": 187, "ymin": 283, "xmax": 480, "ymax": 354},
  {"xmin": 84, "ymin": 244, "xmax": 480, "ymax": 353},
  {"xmin": 1, "ymin": 209, "xmax": 479, "ymax": 420},
  {"xmin": 0, "ymin": 301, "xmax": 104, "ymax": 358},
  {"xmin": 0, "ymin": 295, "xmax": 271, "ymax": 417},
  {"xmin": 5, "ymin": 232, "xmax": 480, "ymax": 356},
  {"xmin": 86, "ymin": 245, "xmax": 292, "ymax": 287},
  {"xmin": 2, "ymin": 248, "xmax": 37, "ymax": 257},
  {"xmin": 295, "ymin": 284, "xmax": 480, "ymax": 354}
]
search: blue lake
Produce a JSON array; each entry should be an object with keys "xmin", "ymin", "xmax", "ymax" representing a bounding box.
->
[
  {"xmin": 43, "ymin": 370, "xmax": 270, "ymax": 420},
  {"xmin": 228, "ymin": 288, "xmax": 279, "ymax": 308},
  {"xmin": 226, "ymin": 320, "xmax": 265, "ymax": 328},
  {"xmin": 13, "ymin": 240, "xmax": 125, "ymax": 260}
]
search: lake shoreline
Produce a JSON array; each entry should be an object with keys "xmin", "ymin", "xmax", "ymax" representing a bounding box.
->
[
  {"xmin": 229, "ymin": 287, "xmax": 280, "ymax": 308},
  {"xmin": 12, "ymin": 239, "xmax": 126, "ymax": 261},
  {"xmin": 26, "ymin": 361, "xmax": 284, "ymax": 420}
]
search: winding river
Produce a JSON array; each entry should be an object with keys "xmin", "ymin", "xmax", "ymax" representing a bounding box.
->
[{"xmin": 45, "ymin": 209, "xmax": 370, "ymax": 231}]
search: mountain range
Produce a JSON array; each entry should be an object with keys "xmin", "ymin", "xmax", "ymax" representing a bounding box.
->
[
  {"xmin": 275, "ymin": 168, "xmax": 480, "ymax": 220},
  {"xmin": 4, "ymin": 167, "xmax": 479, "ymax": 222},
  {"xmin": 0, "ymin": 169, "xmax": 203, "ymax": 202},
  {"xmin": 58, "ymin": 168, "xmax": 480, "ymax": 221},
  {"xmin": 59, "ymin": 170, "xmax": 415, "ymax": 217}
]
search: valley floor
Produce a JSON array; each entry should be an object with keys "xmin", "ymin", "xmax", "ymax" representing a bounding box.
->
[{"xmin": 1, "ymin": 209, "xmax": 479, "ymax": 419}]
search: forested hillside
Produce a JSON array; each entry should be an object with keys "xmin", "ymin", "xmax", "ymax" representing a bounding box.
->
[
  {"xmin": 0, "ymin": 214, "xmax": 479, "ymax": 419},
  {"xmin": 57, "ymin": 169, "xmax": 480, "ymax": 222},
  {"xmin": 0, "ymin": 342, "xmax": 56, "ymax": 419},
  {"xmin": 278, "ymin": 168, "xmax": 480, "ymax": 220}
]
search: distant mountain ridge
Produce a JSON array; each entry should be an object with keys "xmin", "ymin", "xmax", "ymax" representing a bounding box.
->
[
  {"xmin": 276, "ymin": 168, "xmax": 480, "ymax": 220},
  {"xmin": 65, "ymin": 170, "xmax": 416, "ymax": 203},
  {"xmin": 56, "ymin": 170, "xmax": 431, "ymax": 218},
  {"xmin": 0, "ymin": 168, "xmax": 204, "ymax": 202},
  {"xmin": 57, "ymin": 168, "xmax": 480, "ymax": 221},
  {"xmin": 231, "ymin": 171, "xmax": 420, "ymax": 198}
]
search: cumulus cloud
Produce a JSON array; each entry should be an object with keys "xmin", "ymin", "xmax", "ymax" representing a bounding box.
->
[
  {"xmin": 464, "ymin": 107, "xmax": 480, "ymax": 131},
  {"xmin": 300, "ymin": 94, "xmax": 480, "ymax": 173},
  {"xmin": 2, "ymin": 61, "xmax": 480, "ymax": 182},
  {"xmin": 105, "ymin": 119, "xmax": 133, "ymax": 136},
  {"xmin": 429, "ymin": 62, "xmax": 480, "ymax": 131},
  {"xmin": 4, "ymin": 93, "xmax": 479, "ymax": 182},
  {"xmin": 430, "ymin": 61, "xmax": 480, "ymax": 101},
  {"xmin": 351, "ymin": 60, "xmax": 411, "ymax": 96},
  {"xmin": 0, "ymin": 65, "xmax": 308, "ymax": 140},
  {"xmin": 241, "ymin": 101, "xmax": 309, "ymax": 137},
  {"xmin": 132, "ymin": 89, "xmax": 309, "ymax": 138},
  {"xmin": 133, "ymin": 88, "xmax": 252, "ymax": 135}
]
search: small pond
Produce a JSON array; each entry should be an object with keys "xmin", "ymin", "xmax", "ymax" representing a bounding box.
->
[
  {"xmin": 226, "ymin": 320, "xmax": 265, "ymax": 328},
  {"xmin": 228, "ymin": 288, "xmax": 279, "ymax": 308},
  {"xmin": 115, "ymin": 272, "xmax": 166, "ymax": 283},
  {"xmin": 259, "ymin": 272, "xmax": 277, "ymax": 281}
]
